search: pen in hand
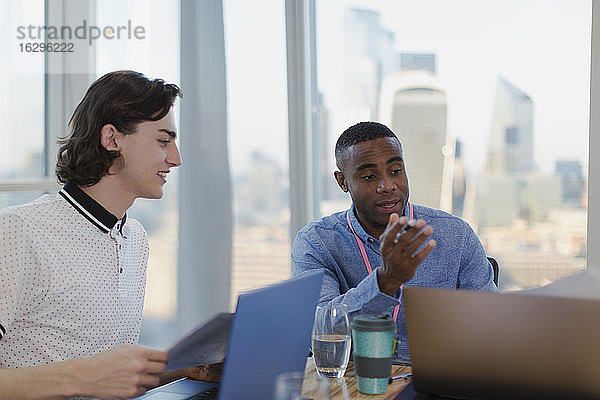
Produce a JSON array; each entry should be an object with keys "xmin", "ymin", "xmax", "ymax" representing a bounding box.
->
[
  {"xmin": 393, "ymin": 219, "xmax": 418, "ymax": 244},
  {"xmin": 389, "ymin": 372, "xmax": 413, "ymax": 384}
]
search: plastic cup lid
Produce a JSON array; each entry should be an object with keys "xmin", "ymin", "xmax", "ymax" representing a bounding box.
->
[{"xmin": 350, "ymin": 313, "xmax": 395, "ymax": 331}]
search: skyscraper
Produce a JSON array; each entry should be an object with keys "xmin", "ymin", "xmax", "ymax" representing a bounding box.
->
[
  {"xmin": 321, "ymin": 8, "xmax": 399, "ymax": 204},
  {"xmin": 477, "ymin": 77, "xmax": 535, "ymax": 227},
  {"xmin": 555, "ymin": 160, "xmax": 586, "ymax": 208},
  {"xmin": 486, "ymin": 76, "xmax": 534, "ymax": 175},
  {"xmin": 400, "ymin": 52, "xmax": 436, "ymax": 74},
  {"xmin": 236, "ymin": 151, "xmax": 285, "ymax": 225},
  {"xmin": 342, "ymin": 8, "xmax": 397, "ymax": 121},
  {"xmin": 378, "ymin": 58, "xmax": 453, "ymax": 211},
  {"xmin": 453, "ymin": 139, "xmax": 466, "ymax": 217}
]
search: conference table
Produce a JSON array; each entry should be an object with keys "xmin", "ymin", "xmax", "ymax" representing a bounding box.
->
[{"xmin": 301, "ymin": 357, "xmax": 413, "ymax": 400}]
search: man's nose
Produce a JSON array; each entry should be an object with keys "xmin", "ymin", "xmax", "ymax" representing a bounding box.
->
[
  {"xmin": 376, "ymin": 176, "xmax": 396, "ymax": 193},
  {"xmin": 168, "ymin": 142, "xmax": 182, "ymax": 167}
]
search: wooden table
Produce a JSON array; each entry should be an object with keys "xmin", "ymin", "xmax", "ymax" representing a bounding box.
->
[{"xmin": 302, "ymin": 357, "xmax": 412, "ymax": 399}]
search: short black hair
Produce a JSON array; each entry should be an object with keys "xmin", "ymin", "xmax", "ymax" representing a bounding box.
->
[
  {"xmin": 56, "ymin": 70, "xmax": 182, "ymax": 186},
  {"xmin": 335, "ymin": 121, "xmax": 399, "ymax": 168}
]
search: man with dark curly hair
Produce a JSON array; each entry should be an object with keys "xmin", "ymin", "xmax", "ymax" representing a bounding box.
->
[
  {"xmin": 292, "ymin": 121, "xmax": 498, "ymax": 361},
  {"xmin": 0, "ymin": 71, "xmax": 215, "ymax": 399}
]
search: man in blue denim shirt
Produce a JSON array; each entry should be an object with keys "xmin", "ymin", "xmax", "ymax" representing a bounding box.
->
[{"xmin": 292, "ymin": 122, "xmax": 497, "ymax": 358}]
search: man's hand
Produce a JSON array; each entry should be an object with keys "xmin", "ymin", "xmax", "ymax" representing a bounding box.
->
[
  {"xmin": 183, "ymin": 362, "xmax": 224, "ymax": 383},
  {"xmin": 65, "ymin": 345, "xmax": 168, "ymax": 399},
  {"xmin": 377, "ymin": 213, "xmax": 437, "ymax": 296},
  {"xmin": 157, "ymin": 362, "xmax": 225, "ymax": 388}
]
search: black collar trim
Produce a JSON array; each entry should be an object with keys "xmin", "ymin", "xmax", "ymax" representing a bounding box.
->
[{"xmin": 59, "ymin": 182, "xmax": 126, "ymax": 234}]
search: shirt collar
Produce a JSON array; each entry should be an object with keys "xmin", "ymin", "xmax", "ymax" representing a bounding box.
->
[
  {"xmin": 59, "ymin": 182, "xmax": 126, "ymax": 234},
  {"xmin": 347, "ymin": 205, "xmax": 378, "ymax": 244},
  {"xmin": 347, "ymin": 202, "xmax": 410, "ymax": 244}
]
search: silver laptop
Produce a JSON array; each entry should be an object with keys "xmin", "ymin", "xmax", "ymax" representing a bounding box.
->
[
  {"xmin": 403, "ymin": 287, "xmax": 600, "ymax": 400},
  {"xmin": 135, "ymin": 270, "xmax": 324, "ymax": 400}
]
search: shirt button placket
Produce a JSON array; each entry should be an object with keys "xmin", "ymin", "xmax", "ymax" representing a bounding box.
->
[
  {"xmin": 117, "ymin": 239, "xmax": 123, "ymax": 274},
  {"xmin": 110, "ymin": 227, "xmax": 122, "ymax": 275}
]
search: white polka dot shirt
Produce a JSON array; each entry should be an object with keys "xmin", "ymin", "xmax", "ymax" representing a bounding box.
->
[{"xmin": 0, "ymin": 182, "xmax": 149, "ymax": 368}]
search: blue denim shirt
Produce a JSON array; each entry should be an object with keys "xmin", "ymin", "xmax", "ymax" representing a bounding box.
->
[{"xmin": 292, "ymin": 203, "xmax": 498, "ymax": 358}]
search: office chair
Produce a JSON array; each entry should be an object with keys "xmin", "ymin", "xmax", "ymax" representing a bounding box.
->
[{"xmin": 487, "ymin": 256, "xmax": 499, "ymax": 287}]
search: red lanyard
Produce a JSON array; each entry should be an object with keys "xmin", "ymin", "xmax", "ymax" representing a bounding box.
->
[{"xmin": 346, "ymin": 203, "xmax": 414, "ymax": 323}]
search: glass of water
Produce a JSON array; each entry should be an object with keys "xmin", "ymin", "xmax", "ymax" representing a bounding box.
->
[{"xmin": 311, "ymin": 303, "xmax": 351, "ymax": 379}]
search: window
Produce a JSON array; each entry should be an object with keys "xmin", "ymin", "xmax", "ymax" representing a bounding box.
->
[
  {"xmin": 2, "ymin": 1, "xmax": 596, "ymax": 354},
  {"xmin": 316, "ymin": 0, "xmax": 592, "ymax": 290},
  {"xmin": 224, "ymin": 0, "xmax": 291, "ymax": 308},
  {"xmin": 1, "ymin": 1, "xmax": 45, "ymax": 184},
  {"xmin": 95, "ymin": 0, "xmax": 181, "ymax": 347}
]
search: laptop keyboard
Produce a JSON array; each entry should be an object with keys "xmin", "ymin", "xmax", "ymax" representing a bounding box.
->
[{"xmin": 189, "ymin": 386, "xmax": 220, "ymax": 400}]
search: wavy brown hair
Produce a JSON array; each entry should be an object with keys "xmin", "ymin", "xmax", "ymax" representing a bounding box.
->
[{"xmin": 56, "ymin": 70, "xmax": 182, "ymax": 186}]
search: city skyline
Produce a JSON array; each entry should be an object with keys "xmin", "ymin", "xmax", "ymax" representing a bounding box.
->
[
  {"xmin": 1, "ymin": 1, "xmax": 592, "ymax": 182},
  {"xmin": 318, "ymin": 0, "xmax": 591, "ymax": 177},
  {"xmin": 0, "ymin": 0, "xmax": 592, "ymax": 347}
]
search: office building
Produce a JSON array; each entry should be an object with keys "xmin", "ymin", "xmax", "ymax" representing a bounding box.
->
[
  {"xmin": 486, "ymin": 76, "xmax": 534, "ymax": 175},
  {"xmin": 342, "ymin": 8, "xmax": 397, "ymax": 121},
  {"xmin": 477, "ymin": 171, "xmax": 561, "ymax": 226},
  {"xmin": 478, "ymin": 76, "xmax": 539, "ymax": 227},
  {"xmin": 321, "ymin": 7, "xmax": 399, "ymax": 204},
  {"xmin": 519, "ymin": 173, "xmax": 562, "ymax": 223},
  {"xmin": 555, "ymin": 160, "xmax": 586, "ymax": 208},
  {"xmin": 400, "ymin": 52, "xmax": 436, "ymax": 74},
  {"xmin": 378, "ymin": 64, "xmax": 454, "ymax": 211},
  {"xmin": 452, "ymin": 139, "xmax": 466, "ymax": 217},
  {"xmin": 476, "ymin": 174, "xmax": 519, "ymax": 227},
  {"xmin": 236, "ymin": 151, "xmax": 286, "ymax": 226}
]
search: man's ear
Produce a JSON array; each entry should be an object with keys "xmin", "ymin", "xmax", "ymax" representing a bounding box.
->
[
  {"xmin": 100, "ymin": 124, "xmax": 121, "ymax": 151},
  {"xmin": 334, "ymin": 170, "xmax": 349, "ymax": 192}
]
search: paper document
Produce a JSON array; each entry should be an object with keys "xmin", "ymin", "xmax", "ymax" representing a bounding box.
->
[
  {"xmin": 513, "ymin": 267, "xmax": 600, "ymax": 300},
  {"xmin": 166, "ymin": 312, "xmax": 234, "ymax": 370}
]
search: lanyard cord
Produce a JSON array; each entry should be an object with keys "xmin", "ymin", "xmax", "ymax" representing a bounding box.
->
[{"xmin": 346, "ymin": 203, "xmax": 413, "ymax": 323}]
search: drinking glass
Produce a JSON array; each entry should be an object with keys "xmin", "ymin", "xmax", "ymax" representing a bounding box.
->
[
  {"xmin": 273, "ymin": 371, "xmax": 329, "ymax": 400},
  {"xmin": 274, "ymin": 372, "xmax": 303, "ymax": 400},
  {"xmin": 311, "ymin": 303, "xmax": 351, "ymax": 379}
]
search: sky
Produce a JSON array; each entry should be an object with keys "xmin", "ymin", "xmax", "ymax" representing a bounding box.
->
[
  {"xmin": 223, "ymin": 0, "xmax": 592, "ymax": 177},
  {"xmin": 1, "ymin": 0, "xmax": 593, "ymax": 180},
  {"xmin": 317, "ymin": 0, "xmax": 592, "ymax": 175}
]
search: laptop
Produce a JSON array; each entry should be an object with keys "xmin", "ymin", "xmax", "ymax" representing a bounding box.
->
[
  {"xmin": 135, "ymin": 270, "xmax": 324, "ymax": 400},
  {"xmin": 402, "ymin": 287, "xmax": 600, "ymax": 400}
]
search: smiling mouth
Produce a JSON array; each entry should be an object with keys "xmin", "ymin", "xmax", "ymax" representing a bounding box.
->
[
  {"xmin": 376, "ymin": 199, "xmax": 400, "ymax": 210},
  {"xmin": 157, "ymin": 171, "xmax": 168, "ymax": 182}
]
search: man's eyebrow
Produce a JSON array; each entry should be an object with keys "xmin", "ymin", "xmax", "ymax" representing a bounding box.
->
[
  {"xmin": 355, "ymin": 156, "xmax": 403, "ymax": 172},
  {"xmin": 356, "ymin": 163, "xmax": 377, "ymax": 172},
  {"xmin": 387, "ymin": 156, "xmax": 403, "ymax": 164},
  {"xmin": 159, "ymin": 129, "xmax": 177, "ymax": 139}
]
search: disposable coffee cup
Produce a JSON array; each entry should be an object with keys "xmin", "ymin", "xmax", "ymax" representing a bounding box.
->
[{"xmin": 350, "ymin": 314, "xmax": 395, "ymax": 395}]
